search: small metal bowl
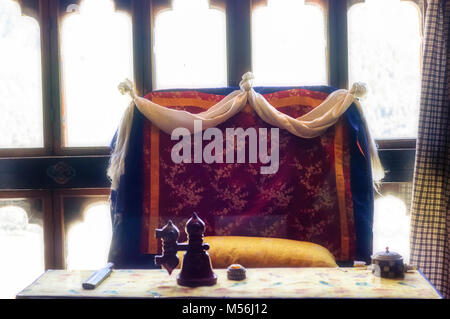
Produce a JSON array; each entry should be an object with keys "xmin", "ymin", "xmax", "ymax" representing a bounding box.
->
[{"xmin": 227, "ymin": 264, "xmax": 246, "ymax": 281}]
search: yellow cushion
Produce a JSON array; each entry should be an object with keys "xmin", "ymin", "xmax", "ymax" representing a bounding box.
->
[{"xmin": 177, "ymin": 236, "xmax": 337, "ymax": 269}]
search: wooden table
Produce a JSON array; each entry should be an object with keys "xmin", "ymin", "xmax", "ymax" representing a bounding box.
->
[{"xmin": 16, "ymin": 267, "xmax": 442, "ymax": 299}]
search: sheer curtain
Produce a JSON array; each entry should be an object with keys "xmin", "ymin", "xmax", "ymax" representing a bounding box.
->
[{"xmin": 410, "ymin": 0, "xmax": 450, "ymax": 299}]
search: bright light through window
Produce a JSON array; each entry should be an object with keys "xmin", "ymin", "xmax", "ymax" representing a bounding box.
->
[
  {"xmin": 373, "ymin": 195, "xmax": 410, "ymax": 263},
  {"xmin": 66, "ymin": 202, "xmax": 112, "ymax": 270},
  {"xmin": 0, "ymin": 0, "xmax": 43, "ymax": 148},
  {"xmin": 252, "ymin": 0, "xmax": 327, "ymax": 86},
  {"xmin": 0, "ymin": 205, "xmax": 44, "ymax": 299},
  {"xmin": 153, "ymin": 0, "xmax": 227, "ymax": 89},
  {"xmin": 61, "ymin": 0, "xmax": 133, "ymax": 147},
  {"xmin": 348, "ymin": 0, "xmax": 422, "ymax": 139}
]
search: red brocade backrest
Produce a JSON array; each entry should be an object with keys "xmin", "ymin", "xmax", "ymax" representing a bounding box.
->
[{"xmin": 140, "ymin": 89, "xmax": 356, "ymax": 261}]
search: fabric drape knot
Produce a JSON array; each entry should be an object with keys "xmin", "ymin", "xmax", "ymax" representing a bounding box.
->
[
  {"xmin": 118, "ymin": 79, "xmax": 136, "ymax": 99},
  {"xmin": 239, "ymin": 71, "xmax": 255, "ymax": 92},
  {"xmin": 349, "ymin": 82, "xmax": 368, "ymax": 100}
]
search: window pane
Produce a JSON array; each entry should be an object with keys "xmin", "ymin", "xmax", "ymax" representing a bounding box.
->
[
  {"xmin": 252, "ymin": 0, "xmax": 327, "ymax": 86},
  {"xmin": 61, "ymin": 0, "xmax": 133, "ymax": 147},
  {"xmin": 373, "ymin": 182, "xmax": 412, "ymax": 263},
  {"xmin": 0, "ymin": 0, "xmax": 43, "ymax": 148},
  {"xmin": 0, "ymin": 200, "xmax": 44, "ymax": 299},
  {"xmin": 153, "ymin": 0, "xmax": 227, "ymax": 89},
  {"xmin": 348, "ymin": 0, "xmax": 422, "ymax": 139},
  {"xmin": 65, "ymin": 200, "xmax": 112, "ymax": 270}
]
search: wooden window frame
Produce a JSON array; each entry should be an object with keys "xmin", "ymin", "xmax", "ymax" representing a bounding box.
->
[{"xmin": 0, "ymin": 0, "xmax": 423, "ymax": 269}]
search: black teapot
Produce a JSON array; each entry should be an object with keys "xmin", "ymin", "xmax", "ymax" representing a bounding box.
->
[{"xmin": 371, "ymin": 247, "xmax": 414, "ymax": 279}]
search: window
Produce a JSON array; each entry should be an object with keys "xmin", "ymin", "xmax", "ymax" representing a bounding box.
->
[
  {"xmin": 0, "ymin": 1, "xmax": 421, "ymax": 298},
  {"xmin": 348, "ymin": 0, "xmax": 423, "ymax": 139},
  {"xmin": 252, "ymin": 0, "xmax": 327, "ymax": 86},
  {"xmin": 153, "ymin": 0, "xmax": 227, "ymax": 89},
  {"xmin": 0, "ymin": 0, "xmax": 43, "ymax": 148},
  {"xmin": 373, "ymin": 182, "xmax": 413, "ymax": 263},
  {"xmin": 66, "ymin": 201, "xmax": 112, "ymax": 270},
  {"xmin": 60, "ymin": 0, "xmax": 133, "ymax": 147},
  {"xmin": 348, "ymin": 0, "xmax": 423, "ymax": 256},
  {"xmin": 0, "ymin": 199, "xmax": 45, "ymax": 299}
]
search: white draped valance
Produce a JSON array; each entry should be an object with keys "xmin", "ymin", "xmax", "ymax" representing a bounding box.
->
[{"xmin": 108, "ymin": 72, "xmax": 384, "ymax": 190}]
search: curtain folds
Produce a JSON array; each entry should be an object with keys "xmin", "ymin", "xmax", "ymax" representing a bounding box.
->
[
  {"xmin": 108, "ymin": 73, "xmax": 384, "ymax": 191},
  {"xmin": 410, "ymin": 0, "xmax": 450, "ymax": 299}
]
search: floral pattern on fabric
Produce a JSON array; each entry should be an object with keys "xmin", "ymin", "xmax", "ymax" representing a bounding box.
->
[{"xmin": 142, "ymin": 89, "xmax": 356, "ymax": 261}]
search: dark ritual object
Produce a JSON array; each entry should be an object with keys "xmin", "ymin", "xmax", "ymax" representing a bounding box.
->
[
  {"xmin": 154, "ymin": 212, "xmax": 217, "ymax": 287},
  {"xmin": 371, "ymin": 247, "xmax": 414, "ymax": 279}
]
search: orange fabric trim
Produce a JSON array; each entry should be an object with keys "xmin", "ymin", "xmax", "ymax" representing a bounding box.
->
[
  {"xmin": 151, "ymin": 97, "xmax": 217, "ymax": 109},
  {"xmin": 151, "ymin": 96, "xmax": 323, "ymax": 111},
  {"xmin": 334, "ymin": 120, "xmax": 350, "ymax": 260},
  {"xmin": 148, "ymin": 124, "xmax": 160, "ymax": 253},
  {"xmin": 268, "ymin": 96, "xmax": 324, "ymax": 109},
  {"xmin": 356, "ymin": 140, "xmax": 366, "ymax": 158}
]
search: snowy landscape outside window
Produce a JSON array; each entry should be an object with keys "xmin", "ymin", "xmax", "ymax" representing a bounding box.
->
[
  {"xmin": 153, "ymin": 0, "xmax": 227, "ymax": 89},
  {"xmin": 0, "ymin": 0, "xmax": 43, "ymax": 148},
  {"xmin": 60, "ymin": 0, "xmax": 133, "ymax": 147}
]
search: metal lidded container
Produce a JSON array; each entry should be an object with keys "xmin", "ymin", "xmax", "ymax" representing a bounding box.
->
[{"xmin": 371, "ymin": 247, "xmax": 405, "ymax": 279}]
